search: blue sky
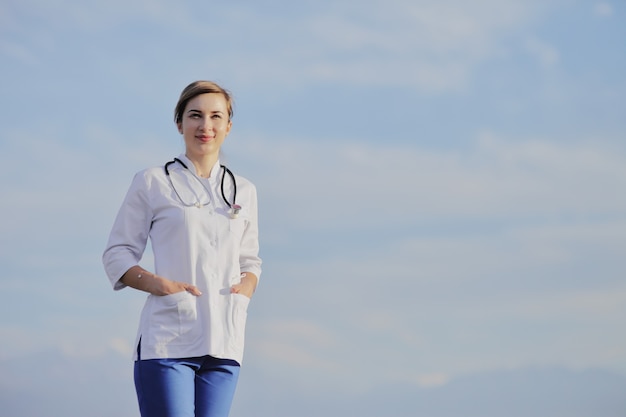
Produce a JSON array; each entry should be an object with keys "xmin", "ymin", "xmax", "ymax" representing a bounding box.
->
[{"xmin": 1, "ymin": 1, "xmax": 625, "ymax": 416}]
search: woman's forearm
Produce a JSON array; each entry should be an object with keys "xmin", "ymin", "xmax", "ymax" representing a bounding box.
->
[{"xmin": 120, "ymin": 266, "xmax": 201, "ymax": 296}]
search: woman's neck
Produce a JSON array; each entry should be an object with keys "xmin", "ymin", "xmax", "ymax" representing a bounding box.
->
[{"xmin": 186, "ymin": 153, "xmax": 218, "ymax": 178}]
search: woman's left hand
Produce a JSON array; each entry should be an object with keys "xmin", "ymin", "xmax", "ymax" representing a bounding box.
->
[{"xmin": 231, "ymin": 273, "xmax": 258, "ymax": 299}]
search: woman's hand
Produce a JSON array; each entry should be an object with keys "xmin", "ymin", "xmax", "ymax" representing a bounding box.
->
[
  {"xmin": 151, "ymin": 276, "xmax": 202, "ymax": 297},
  {"xmin": 230, "ymin": 272, "xmax": 258, "ymax": 299}
]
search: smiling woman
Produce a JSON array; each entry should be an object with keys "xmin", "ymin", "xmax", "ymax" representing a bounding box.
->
[
  {"xmin": 174, "ymin": 81, "xmax": 234, "ymax": 177},
  {"xmin": 102, "ymin": 80, "xmax": 262, "ymax": 417},
  {"xmin": 177, "ymin": 93, "xmax": 232, "ymax": 174}
]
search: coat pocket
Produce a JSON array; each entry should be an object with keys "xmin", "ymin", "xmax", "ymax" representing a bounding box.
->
[
  {"xmin": 147, "ymin": 291, "xmax": 199, "ymax": 345},
  {"xmin": 227, "ymin": 293, "xmax": 250, "ymax": 352}
]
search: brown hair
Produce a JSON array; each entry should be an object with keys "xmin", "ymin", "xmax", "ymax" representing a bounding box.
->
[{"xmin": 174, "ymin": 80, "xmax": 234, "ymax": 124}]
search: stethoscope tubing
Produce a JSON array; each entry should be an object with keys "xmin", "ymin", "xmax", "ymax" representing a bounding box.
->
[{"xmin": 164, "ymin": 158, "xmax": 238, "ymax": 210}]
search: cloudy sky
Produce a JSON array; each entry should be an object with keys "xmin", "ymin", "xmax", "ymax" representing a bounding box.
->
[{"xmin": 1, "ymin": 0, "xmax": 625, "ymax": 416}]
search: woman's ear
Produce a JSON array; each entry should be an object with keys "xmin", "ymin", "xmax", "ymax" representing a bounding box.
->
[{"xmin": 177, "ymin": 122, "xmax": 183, "ymax": 134}]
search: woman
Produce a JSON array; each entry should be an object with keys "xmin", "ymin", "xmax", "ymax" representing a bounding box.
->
[{"xmin": 103, "ymin": 80, "xmax": 262, "ymax": 417}]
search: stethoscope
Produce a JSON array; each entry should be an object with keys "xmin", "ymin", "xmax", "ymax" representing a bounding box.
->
[{"xmin": 164, "ymin": 157, "xmax": 241, "ymax": 219}]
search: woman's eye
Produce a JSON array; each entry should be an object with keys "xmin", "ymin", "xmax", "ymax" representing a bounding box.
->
[{"xmin": 211, "ymin": 114, "xmax": 222, "ymax": 119}]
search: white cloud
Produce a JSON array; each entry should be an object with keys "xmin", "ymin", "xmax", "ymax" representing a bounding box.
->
[
  {"xmin": 247, "ymin": 220, "xmax": 626, "ymax": 383},
  {"xmin": 0, "ymin": 39, "xmax": 39, "ymax": 65},
  {"xmin": 95, "ymin": 0, "xmax": 546, "ymax": 92},
  {"xmin": 235, "ymin": 131, "xmax": 626, "ymax": 237},
  {"xmin": 524, "ymin": 36, "xmax": 560, "ymax": 68},
  {"xmin": 236, "ymin": 128, "xmax": 626, "ymax": 379},
  {"xmin": 4, "ymin": 0, "xmax": 553, "ymax": 92},
  {"xmin": 4, "ymin": 0, "xmax": 187, "ymax": 31},
  {"xmin": 593, "ymin": 2, "xmax": 614, "ymax": 17},
  {"xmin": 416, "ymin": 372, "xmax": 450, "ymax": 388},
  {"xmin": 108, "ymin": 337, "xmax": 135, "ymax": 357}
]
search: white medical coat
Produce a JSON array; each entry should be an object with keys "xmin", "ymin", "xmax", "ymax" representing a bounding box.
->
[{"xmin": 102, "ymin": 155, "xmax": 262, "ymax": 364}]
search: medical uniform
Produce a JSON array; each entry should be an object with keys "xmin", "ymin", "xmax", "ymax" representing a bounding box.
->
[{"xmin": 102, "ymin": 154, "xmax": 262, "ymax": 365}]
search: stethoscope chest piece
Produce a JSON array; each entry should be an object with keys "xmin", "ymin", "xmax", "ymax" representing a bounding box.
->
[{"xmin": 230, "ymin": 204, "xmax": 242, "ymax": 219}]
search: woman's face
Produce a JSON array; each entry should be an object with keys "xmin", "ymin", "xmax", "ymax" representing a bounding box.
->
[{"xmin": 177, "ymin": 93, "xmax": 232, "ymax": 161}]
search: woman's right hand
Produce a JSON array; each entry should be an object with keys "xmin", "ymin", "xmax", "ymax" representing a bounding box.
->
[{"xmin": 151, "ymin": 276, "xmax": 202, "ymax": 297}]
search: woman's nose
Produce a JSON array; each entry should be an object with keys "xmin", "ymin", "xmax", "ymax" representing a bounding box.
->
[{"xmin": 201, "ymin": 117, "xmax": 214, "ymax": 130}]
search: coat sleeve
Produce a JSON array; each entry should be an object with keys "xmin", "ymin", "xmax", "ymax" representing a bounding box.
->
[
  {"xmin": 239, "ymin": 182, "xmax": 262, "ymax": 282},
  {"xmin": 102, "ymin": 171, "xmax": 153, "ymax": 290}
]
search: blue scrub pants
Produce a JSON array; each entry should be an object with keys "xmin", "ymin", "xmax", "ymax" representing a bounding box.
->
[{"xmin": 134, "ymin": 355, "xmax": 240, "ymax": 417}]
